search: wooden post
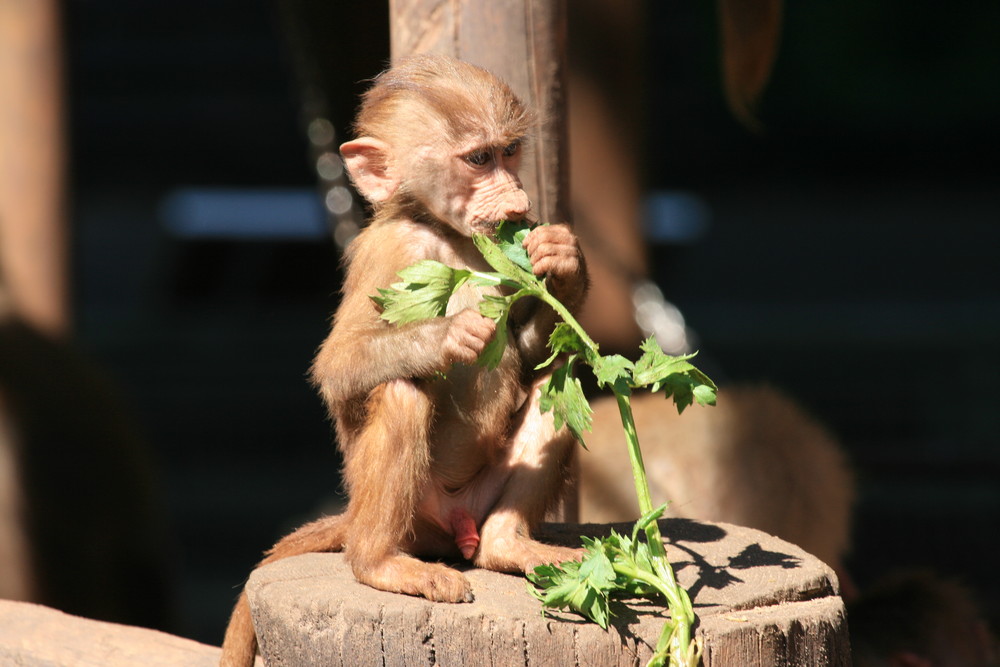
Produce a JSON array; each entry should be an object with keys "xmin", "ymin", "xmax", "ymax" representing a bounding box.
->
[
  {"xmin": 0, "ymin": 0, "xmax": 68, "ymax": 337},
  {"xmin": 389, "ymin": 0, "xmax": 569, "ymax": 226}
]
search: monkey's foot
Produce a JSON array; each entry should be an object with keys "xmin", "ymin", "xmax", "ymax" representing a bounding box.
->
[
  {"xmin": 353, "ymin": 554, "xmax": 474, "ymax": 603},
  {"xmin": 475, "ymin": 535, "xmax": 582, "ymax": 575}
]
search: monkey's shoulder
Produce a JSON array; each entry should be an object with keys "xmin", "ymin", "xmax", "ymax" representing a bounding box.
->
[{"xmin": 351, "ymin": 218, "xmax": 484, "ymax": 269}]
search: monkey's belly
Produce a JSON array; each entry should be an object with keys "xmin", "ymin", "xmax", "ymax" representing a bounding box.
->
[
  {"xmin": 417, "ymin": 354, "xmax": 525, "ymax": 535},
  {"xmin": 412, "ymin": 447, "xmax": 516, "ymax": 558}
]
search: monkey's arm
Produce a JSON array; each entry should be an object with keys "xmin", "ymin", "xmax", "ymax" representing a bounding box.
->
[
  {"xmin": 312, "ymin": 306, "xmax": 494, "ymax": 405},
  {"xmin": 514, "ymin": 224, "xmax": 589, "ymax": 367},
  {"xmin": 311, "ymin": 227, "xmax": 496, "ymax": 407}
]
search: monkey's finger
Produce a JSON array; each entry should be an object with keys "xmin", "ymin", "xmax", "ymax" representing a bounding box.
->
[
  {"xmin": 528, "ymin": 242, "xmax": 578, "ymax": 262},
  {"xmin": 443, "ymin": 311, "xmax": 497, "ymax": 362},
  {"xmin": 442, "ymin": 338, "xmax": 483, "ymax": 365},
  {"xmin": 453, "ymin": 309, "xmax": 497, "ymax": 338},
  {"xmin": 522, "ymin": 224, "xmax": 574, "ymax": 255},
  {"xmin": 457, "ymin": 326, "xmax": 496, "ymax": 350},
  {"xmin": 531, "ymin": 252, "xmax": 580, "ymax": 278}
]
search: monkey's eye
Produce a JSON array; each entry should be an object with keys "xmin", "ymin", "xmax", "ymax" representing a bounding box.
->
[
  {"xmin": 502, "ymin": 141, "xmax": 520, "ymax": 157},
  {"xmin": 465, "ymin": 150, "xmax": 491, "ymax": 167}
]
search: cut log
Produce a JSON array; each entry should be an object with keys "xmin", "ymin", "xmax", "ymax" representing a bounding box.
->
[{"xmin": 247, "ymin": 519, "xmax": 850, "ymax": 666}]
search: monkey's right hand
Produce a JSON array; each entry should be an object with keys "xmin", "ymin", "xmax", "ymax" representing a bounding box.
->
[{"xmin": 440, "ymin": 308, "xmax": 496, "ymax": 367}]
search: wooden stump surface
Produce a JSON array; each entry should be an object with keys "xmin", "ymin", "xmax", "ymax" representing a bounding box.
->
[{"xmin": 247, "ymin": 519, "xmax": 850, "ymax": 666}]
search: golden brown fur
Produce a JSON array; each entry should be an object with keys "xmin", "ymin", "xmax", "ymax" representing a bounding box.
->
[{"xmin": 220, "ymin": 55, "xmax": 586, "ymax": 667}]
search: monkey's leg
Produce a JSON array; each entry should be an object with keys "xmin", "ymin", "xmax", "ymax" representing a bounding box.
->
[
  {"xmin": 474, "ymin": 376, "xmax": 581, "ymax": 573},
  {"xmin": 343, "ymin": 380, "xmax": 473, "ymax": 603}
]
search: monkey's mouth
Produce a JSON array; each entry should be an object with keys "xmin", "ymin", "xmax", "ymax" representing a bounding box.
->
[
  {"xmin": 471, "ymin": 219, "xmax": 503, "ymax": 235},
  {"xmin": 474, "ymin": 215, "xmax": 537, "ymax": 236}
]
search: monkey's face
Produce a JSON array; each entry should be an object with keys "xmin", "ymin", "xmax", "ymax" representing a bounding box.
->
[{"xmin": 411, "ymin": 137, "xmax": 531, "ymax": 237}]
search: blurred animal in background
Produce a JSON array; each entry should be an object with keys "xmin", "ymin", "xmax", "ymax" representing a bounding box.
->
[{"xmin": 0, "ymin": 290, "xmax": 175, "ymax": 629}]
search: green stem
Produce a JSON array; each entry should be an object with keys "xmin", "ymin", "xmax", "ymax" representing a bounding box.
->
[
  {"xmin": 613, "ymin": 564, "xmax": 685, "ymax": 666},
  {"xmin": 532, "ymin": 273, "xmax": 697, "ymax": 666},
  {"xmin": 468, "ymin": 270, "xmax": 519, "ymax": 288},
  {"xmin": 534, "ymin": 288, "xmax": 601, "ymax": 357},
  {"xmin": 614, "ymin": 393, "xmax": 656, "ymax": 517},
  {"xmin": 614, "ymin": 391, "xmax": 695, "ymax": 667}
]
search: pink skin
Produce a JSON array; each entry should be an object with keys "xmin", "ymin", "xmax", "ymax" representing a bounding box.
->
[
  {"xmin": 417, "ymin": 140, "xmax": 530, "ymax": 236},
  {"xmin": 449, "ymin": 508, "xmax": 481, "ymax": 560}
]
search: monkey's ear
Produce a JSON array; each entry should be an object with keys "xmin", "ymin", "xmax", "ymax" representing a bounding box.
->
[{"xmin": 340, "ymin": 138, "xmax": 399, "ymax": 204}]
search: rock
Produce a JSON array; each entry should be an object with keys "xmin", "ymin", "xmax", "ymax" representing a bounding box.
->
[{"xmin": 246, "ymin": 519, "xmax": 851, "ymax": 666}]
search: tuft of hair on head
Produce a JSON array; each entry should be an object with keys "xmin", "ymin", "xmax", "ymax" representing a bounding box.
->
[{"xmin": 353, "ymin": 54, "xmax": 534, "ymax": 150}]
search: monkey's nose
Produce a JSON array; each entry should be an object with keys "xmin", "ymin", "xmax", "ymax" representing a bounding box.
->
[{"xmin": 503, "ymin": 192, "xmax": 531, "ymax": 221}]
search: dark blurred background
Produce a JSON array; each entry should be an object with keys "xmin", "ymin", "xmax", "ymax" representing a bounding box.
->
[{"xmin": 52, "ymin": 0, "xmax": 999, "ymax": 645}]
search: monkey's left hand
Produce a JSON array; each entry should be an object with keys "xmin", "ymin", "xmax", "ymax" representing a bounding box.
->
[{"xmin": 522, "ymin": 224, "xmax": 586, "ymax": 305}]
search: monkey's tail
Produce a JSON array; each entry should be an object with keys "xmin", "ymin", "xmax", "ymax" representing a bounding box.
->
[
  {"xmin": 219, "ymin": 513, "xmax": 350, "ymax": 667},
  {"xmin": 220, "ymin": 592, "xmax": 256, "ymax": 667}
]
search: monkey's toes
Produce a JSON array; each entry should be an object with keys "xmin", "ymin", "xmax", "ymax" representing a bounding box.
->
[
  {"xmin": 476, "ymin": 538, "xmax": 582, "ymax": 574},
  {"xmin": 421, "ymin": 567, "xmax": 474, "ymax": 603},
  {"xmin": 522, "ymin": 545, "xmax": 583, "ymax": 572}
]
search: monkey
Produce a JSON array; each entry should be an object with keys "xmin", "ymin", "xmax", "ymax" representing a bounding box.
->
[
  {"xmin": 220, "ymin": 55, "xmax": 587, "ymax": 667},
  {"xmin": 578, "ymin": 385, "xmax": 855, "ymax": 593}
]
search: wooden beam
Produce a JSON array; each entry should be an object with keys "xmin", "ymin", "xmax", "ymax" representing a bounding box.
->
[{"xmin": 0, "ymin": 0, "xmax": 68, "ymax": 337}]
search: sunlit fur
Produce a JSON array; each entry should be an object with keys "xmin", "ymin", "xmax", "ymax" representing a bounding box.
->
[
  {"xmin": 354, "ymin": 56, "xmax": 534, "ymax": 229},
  {"xmin": 220, "ymin": 55, "xmax": 586, "ymax": 667}
]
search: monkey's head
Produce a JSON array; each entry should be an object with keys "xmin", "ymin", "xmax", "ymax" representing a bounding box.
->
[{"xmin": 341, "ymin": 55, "xmax": 535, "ymax": 236}]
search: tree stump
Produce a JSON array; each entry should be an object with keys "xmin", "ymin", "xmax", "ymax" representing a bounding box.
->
[{"xmin": 245, "ymin": 520, "xmax": 850, "ymax": 666}]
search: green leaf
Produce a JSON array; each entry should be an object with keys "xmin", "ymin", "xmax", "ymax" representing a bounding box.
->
[
  {"xmin": 631, "ymin": 337, "xmax": 718, "ymax": 413},
  {"xmin": 537, "ymin": 357, "xmax": 593, "ymax": 445},
  {"xmin": 372, "ymin": 260, "xmax": 471, "ymax": 325},
  {"xmin": 473, "ymin": 231, "xmax": 539, "ymax": 286},
  {"xmin": 692, "ymin": 382, "xmax": 718, "ymax": 407},
  {"xmin": 466, "ymin": 271, "xmax": 519, "ymax": 289},
  {"xmin": 656, "ymin": 372, "xmax": 717, "ymax": 413},
  {"xmin": 536, "ymin": 323, "xmax": 588, "ymax": 370},
  {"xmin": 477, "ymin": 295, "xmax": 511, "ymax": 370},
  {"xmin": 478, "ymin": 293, "xmax": 512, "ymax": 321},
  {"xmin": 591, "ymin": 354, "xmax": 635, "ymax": 395},
  {"xmin": 527, "ymin": 537, "xmax": 619, "ymax": 630},
  {"xmin": 397, "ymin": 259, "xmax": 468, "ymax": 286},
  {"xmin": 631, "ymin": 337, "xmax": 697, "ymax": 386},
  {"xmin": 549, "ymin": 323, "xmax": 587, "ymax": 356},
  {"xmin": 494, "ymin": 219, "xmax": 535, "ymax": 273}
]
